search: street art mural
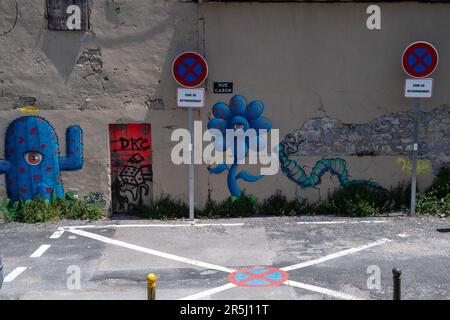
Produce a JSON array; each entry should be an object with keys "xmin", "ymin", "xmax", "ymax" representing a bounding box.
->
[
  {"xmin": 279, "ymin": 104, "xmax": 450, "ymax": 192},
  {"xmin": 0, "ymin": 116, "xmax": 83, "ymax": 201},
  {"xmin": 109, "ymin": 123, "xmax": 153, "ymax": 213},
  {"xmin": 279, "ymin": 143, "xmax": 382, "ymax": 190},
  {"xmin": 207, "ymin": 95, "xmax": 272, "ymax": 197}
]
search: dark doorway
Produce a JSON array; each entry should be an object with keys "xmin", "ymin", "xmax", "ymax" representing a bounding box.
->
[{"xmin": 109, "ymin": 124, "xmax": 153, "ymax": 214}]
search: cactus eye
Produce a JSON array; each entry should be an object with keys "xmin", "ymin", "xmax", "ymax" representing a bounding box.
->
[{"xmin": 24, "ymin": 152, "xmax": 43, "ymax": 166}]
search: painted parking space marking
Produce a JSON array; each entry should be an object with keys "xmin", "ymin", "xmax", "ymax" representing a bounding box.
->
[
  {"xmin": 284, "ymin": 280, "xmax": 360, "ymax": 300},
  {"xmin": 50, "ymin": 228, "xmax": 64, "ymax": 239},
  {"xmin": 4, "ymin": 267, "xmax": 27, "ymax": 283},
  {"xmin": 293, "ymin": 220, "xmax": 387, "ymax": 225},
  {"xmin": 228, "ymin": 267, "xmax": 289, "ymax": 287},
  {"xmin": 30, "ymin": 244, "xmax": 51, "ymax": 258},
  {"xmin": 281, "ymin": 238, "xmax": 392, "ymax": 272},
  {"xmin": 63, "ymin": 222, "xmax": 245, "ymax": 230},
  {"xmin": 67, "ymin": 224, "xmax": 393, "ymax": 300},
  {"xmin": 180, "ymin": 283, "xmax": 237, "ymax": 300},
  {"xmin": 68, "ymin": 228, "xmax": 235, "ymax": 273}
]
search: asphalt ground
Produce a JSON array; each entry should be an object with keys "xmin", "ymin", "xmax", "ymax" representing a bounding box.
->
[{"xmin": 0, "ymin": 216, "xmax": 449, "ymax": 300}]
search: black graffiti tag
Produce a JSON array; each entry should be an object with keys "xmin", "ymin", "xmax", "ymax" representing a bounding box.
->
[{"xmin": 117, "ymin": 137, "xmax": 150, "ymax": 151}]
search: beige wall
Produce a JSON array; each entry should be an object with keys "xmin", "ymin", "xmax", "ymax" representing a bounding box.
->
[
  {"xmin": 199, "ymin": 2, "xmax": 448, "ymax": 203},
  {"xmin": 0, "ymin": 1, "xmax": 448, "ymax": 213}
]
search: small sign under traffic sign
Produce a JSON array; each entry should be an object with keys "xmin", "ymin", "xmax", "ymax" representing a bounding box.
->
[
  {"xmin": 177, "ymin": 88, "xmax": 205, "ymax": 108},
  {"xmin": 404, "ymin": 78, "xmax": 433, "ymax": 98}
]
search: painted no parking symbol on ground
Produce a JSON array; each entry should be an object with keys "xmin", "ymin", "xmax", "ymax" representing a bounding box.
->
[{"xmin": 228, "ymin": 267, "xmax": 289, "ymax": 287}]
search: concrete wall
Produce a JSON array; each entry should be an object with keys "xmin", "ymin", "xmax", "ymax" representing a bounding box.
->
[{"xmin": 0, "ymin": 1, "xmax": 449, "ymax": 214}]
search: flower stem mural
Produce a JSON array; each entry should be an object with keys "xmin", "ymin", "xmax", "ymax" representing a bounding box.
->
[
  {"xmin": 207, "ymin": 95, "xmax": 272, "ymax": 197},
  {"xmin": 0, "ymin": 116, "xmax": 83, "ymax": 202}
]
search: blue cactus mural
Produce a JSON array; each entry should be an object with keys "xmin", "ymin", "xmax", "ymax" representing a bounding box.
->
[
  {"xmin": 207, "ymin": 95, "xmax": 272, "ymax": 197},
  {"xmin": 0, "ymin": 116, "xmax": 83, "ymax": 202}
]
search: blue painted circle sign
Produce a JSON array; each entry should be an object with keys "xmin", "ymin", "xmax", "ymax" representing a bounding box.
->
[
  {"xmin": 402, "ymin": 41, "xmax": 438, "ymax": 78},
  {"xmin": 172, "ymin": 51, "xmax": 208, "ymax": 88},
  {"xmin": 228, "ymin": 267, "xmax": 289, "ymax": 287}
]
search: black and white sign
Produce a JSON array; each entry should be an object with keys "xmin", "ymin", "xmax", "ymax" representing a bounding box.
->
[
  {"xmin": 404, "ymin": 78, "xmax": 433, "ymax": 98},
  {"xmin": 213, "ymin": 82, "xmax": 233, "ymax": 94},
  {"xmin": 177, "ymin": 88, "xmax": 205, "ymax": 108}
]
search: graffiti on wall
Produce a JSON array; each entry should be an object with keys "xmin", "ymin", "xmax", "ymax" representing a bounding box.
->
[
  {"xmin": 109, "ymin": 124, "xmax": 153, "ymax": 213},
  {"xmin": 83, "ymin": 192, "xmax": 107, "ymax": 208},
  {"xmin": 396, "ymin": 157, "xmax": 432, "ymax": 176},
  {"xmin": 207, "ymin": 95, "xmax": 272, "ymax": 197},
  {"xmin": 0, "ymin": 116, "xmax": 83, "ymax": 201},
  {"xmin": 279, "ymin": 143, "xmax": 383, "ymax": 191}
]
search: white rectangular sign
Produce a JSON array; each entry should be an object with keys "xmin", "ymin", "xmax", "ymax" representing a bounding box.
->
[
  {"xmin": 177, "ymin": 88, "xmax": 205, "ymax": 108},
  {"xmin": 405, "ymin": 78, "xmax": 433, "ymax": 98}
]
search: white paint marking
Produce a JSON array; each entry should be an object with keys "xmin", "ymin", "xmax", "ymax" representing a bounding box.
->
[
  {"xmin": 397, "ymin": 233, "xmax": 409, "ymax": 238},
  {"xmin": 179, "ymin": 283, "xmax": 237, "ymax": 300},
  {"xmin": 64, "ymin": 223, "xmax": 245, "ymax": 230},
  {"xmin": 50, "ymin": 228, "xmax": 64, "ymax": 239},
  {"xmin": 4, "ymin": 267, "xmax": 27, "ymax": 283},
  {"xmin": 294, "ymin": 220, "xmax": 387, "ymax": 225},
  {"xmin": 281, "ymin": 238, "xmax": 392, "ymax": 272},
  {"xmin": 68, "ymin": 228, "xmax": 235, "ymax": 274},
  {"xmin": 30, "ymin": 244, "xmax": 51, "ymax": 258},
  {"xmin": 284, "ymin": 280, "xmax": 361, "ymax": 300}
]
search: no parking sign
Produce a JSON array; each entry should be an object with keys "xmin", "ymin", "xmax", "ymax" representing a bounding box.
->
[
  {"xmin": 172, "ymin": 51, "xmax": 208, "ymax": 88},
  {"xmin": 402, "ymin": 41, "xmax": 438, "ymax": 78},
  {"xmin": 401, "ymin": 41, "xmax": 439, "ymax": 217}
]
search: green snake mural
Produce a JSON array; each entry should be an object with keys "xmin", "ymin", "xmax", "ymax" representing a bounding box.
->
[{"xmin": 278, "ymin": 143, "xmax": 383, "ymax": 190}]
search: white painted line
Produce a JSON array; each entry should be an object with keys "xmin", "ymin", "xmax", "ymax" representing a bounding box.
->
[
  {"xmin": 68, "ymin": 228, "xmax": 235, "ymax": 274},
  {"xmin": 50, "ymin": 228, "xmax": 64, "ymax": 239},
  {"xmin": 397, "ymin": 233, "xmax": 409, "ymax": 238},
  {"xmin": 179, "ymin": 283, "xmax": 237, "ymax": 300},
  {"xmin": 4, "ymin": 267, "xmax": 27, "ymax": 283},
  {"xmin": 294, "ymin": 220, "xmax": 387, "ymax": 225},
  {"xmin": 284, "ymin": 280, "xmax": 361, "ymax": 300},
  {"xmin": 281, "ymin": 238, "xmax": 392, "ymax": 272},
  {"xmin": 64, "ymin": 223, "xmax": 245, "ymax": 230},
  {"xmin": 30, "ymin": 245, "xmax": 51, "ymax": 258}
]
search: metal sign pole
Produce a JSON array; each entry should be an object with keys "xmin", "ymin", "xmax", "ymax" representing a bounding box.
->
[
  {"xmin": 410, "ymin": 98, "xmax": 420, "ymax": 217},
  {"xmin": 188, "ymin": 107, "xmax": 195, "ymax": 221}
]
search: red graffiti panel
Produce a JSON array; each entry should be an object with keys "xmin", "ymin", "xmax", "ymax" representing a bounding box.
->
[{"xmin": 109, "ymin": 124, "xmax": 152, "ymax": 213}]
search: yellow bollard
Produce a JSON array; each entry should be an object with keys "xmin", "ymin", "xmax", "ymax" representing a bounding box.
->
[{"xmin": 147, "ymin": 273, "xmax": 157, "ymax": 300}]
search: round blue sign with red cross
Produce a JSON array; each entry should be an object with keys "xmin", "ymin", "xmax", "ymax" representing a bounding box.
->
[
  {"xmin": 228, "ymin": 267, "xmax": 289, "ymax": 287},
  {"xmin": 402, "ymin": 41, "xmax": 438, "ymax": 78},
  {"xmin": 172, "ymin": 51, "xmax": 208, "ymax": 88}
]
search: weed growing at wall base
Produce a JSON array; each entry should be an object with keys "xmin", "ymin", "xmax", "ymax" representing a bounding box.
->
[
  {"xmin": 131, "ymin": 172, "xmax": 450, "ymax": 219},
  {"xmin": 416, "ymin": 167, "xmax": 450, "ymax": 216},
  {"xmin": 0, "ymin": 192, "xmax": 105, "ymax": 223}
]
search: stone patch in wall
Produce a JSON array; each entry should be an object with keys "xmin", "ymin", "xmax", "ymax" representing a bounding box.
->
[{"xmin": 283, "ymin": 105, "xmax": 450, "ymax": 174}]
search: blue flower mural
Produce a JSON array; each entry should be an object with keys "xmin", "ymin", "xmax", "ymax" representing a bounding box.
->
[{"xmin": 207, "ymin": 95, "xmax": 271, "ymax": 197}]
